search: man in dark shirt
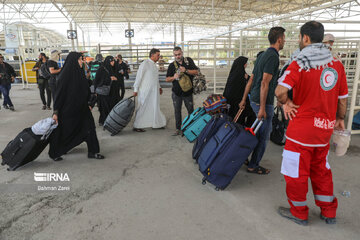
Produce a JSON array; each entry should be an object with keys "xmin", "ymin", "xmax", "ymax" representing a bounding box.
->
[
  {"xmin": 166, "ymin": 47, "xmax": 198, "ymax": 135},
  {"xmin": 0, "ymin": 54, "xmax": 16, "ymax": 111},
  {"xmin": 48, "ymin": 50, "xmax": 62, "ymax": 101},
  {"xmin": 32, "ymin": 53, "xmax": 52, "ymax": 110},
  {"xmin": 239, "ymin": 26, "xmax": 286, "ymax": 174},
  {"xmin": 115, "ymin": 54, "xmax": 129, "ymax": 100}
]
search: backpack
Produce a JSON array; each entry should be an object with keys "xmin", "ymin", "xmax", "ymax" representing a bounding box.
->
[
  {"xmin": 90, "ymin": 62, "xmax": 101, "ymax": 81},
  {"xmin": 193, "ymin": 68, "xmax": 207, "ymax": 94},
  {"xmin": 39, "ymin": 62, "xmax": 51, "ymax": 80},
  {"xmin": 174, "ymin": 58, "xmax": 192, "ymax": 92},
  {"xmin": 203, "ymin": 94, "xmax": 227, "ymax": 115}
]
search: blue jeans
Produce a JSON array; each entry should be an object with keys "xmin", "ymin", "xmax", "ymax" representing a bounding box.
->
[
  {"xmin": 248, "ymin": 101, "xmax": 274, "ymax": 168},
  {"xmin": 0, "ymin": 84, "xmax": 13, "ymax": 107}
]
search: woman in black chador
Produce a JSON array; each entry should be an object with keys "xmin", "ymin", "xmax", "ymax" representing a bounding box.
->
[
  {"xmin": 94, "ymin": 56, "xmax": 119, "ymax": 125},
  {"xmin": 223, "ymin": 56, "xmax": 256, "ymax": 127},
  {"xmin": 49, "ymin": 52, "xmax": 105, "ymax": 161}
]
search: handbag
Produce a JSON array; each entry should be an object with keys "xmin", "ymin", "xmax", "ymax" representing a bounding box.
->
[
  {"xmin": 95, "ymin": 85, "xmax": 110, "ymax": 95},
  {"xmin": 270, "ymin": 106, "xmax": 288, "ymax": 145},
  {"xmin": 95, "ymin": 68, "xmax": 111, "ymax": 95}
]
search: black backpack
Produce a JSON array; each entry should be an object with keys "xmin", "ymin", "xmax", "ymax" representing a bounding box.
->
[
  {"xmin": 39, "ymin": 62, "xmax": 52, "ymax": 80},
  {"xmin": 270, "ymin": 106, "xmax": 289, "ymax": 146}
]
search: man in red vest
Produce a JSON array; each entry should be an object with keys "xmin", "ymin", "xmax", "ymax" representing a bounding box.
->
[{"xmin": 275, "ymin": 21, "xmax": 348, "ymax": 226}]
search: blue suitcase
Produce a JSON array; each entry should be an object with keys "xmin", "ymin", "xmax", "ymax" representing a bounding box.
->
[
  {"xmin": 181, "ymin": 107, "xmax": 212, "ymax": 142},
  {"xmin": 192, "ymin": 113, "xmax": 229, "ymax": 160},
  {"xmin": 198, "ymin": 118, "xmax": 263, "ymax": 190}
]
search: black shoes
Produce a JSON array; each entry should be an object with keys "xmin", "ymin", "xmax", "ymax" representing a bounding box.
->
[
  {"xmin": 278, "ymin": 207, "xmax": 308, "ymax": 226},
  {"xmin": 3, "ymin": 105, "xmax": 9, "ymax": 109},
  {"xmin": 9, "ymin": 106, "xmax": 14, "ymax": 111},
  {"xmin": 320, "ymin": 214, "xmax": 337, "ymax": 224},
  {"xmin": 88, "ymin": 153, "xmax": 105, "ymax": 159},
  {"xmin": 42, "ymin": 105, "xmax": 47, "ymax": 110}
]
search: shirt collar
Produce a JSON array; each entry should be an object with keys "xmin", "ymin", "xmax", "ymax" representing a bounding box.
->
[{"xmin": 268, "ymin": 47, "xmax": 279, "ymax": 56}]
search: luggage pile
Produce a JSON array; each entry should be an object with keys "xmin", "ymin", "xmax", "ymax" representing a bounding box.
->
[{"xmin": 181, "ymin": 98, "xmax": 262, "ymax": 190}]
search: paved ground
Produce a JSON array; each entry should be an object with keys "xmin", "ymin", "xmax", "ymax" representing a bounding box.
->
[{"xmin": 0, "ymin": 85, "xmax": 359, "ymax": 240}]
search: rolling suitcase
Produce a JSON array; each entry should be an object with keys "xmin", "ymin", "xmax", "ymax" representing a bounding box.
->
[
  {"xmin": 198, "ymin": 112, "xmax": 262, "ymax": 190},
  {"xmin": 104, "ymin": 96, "xmax": 135, "ymax": 136},
  {"xmin": 181, "ymin": 107, "xmax": 212, "ymax": 142},
  {"xmin": 1, "ymin": 128, "xmax": 50, "ymax": 171},
  {"xmin": 192, "ymin": 113, "xmax": 229, "ymax": 160}
]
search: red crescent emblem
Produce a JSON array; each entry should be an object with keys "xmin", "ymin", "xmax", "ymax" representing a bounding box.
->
[{"xmin": 325, "ymin": 74, "xmax": 332, "ymax": 84}]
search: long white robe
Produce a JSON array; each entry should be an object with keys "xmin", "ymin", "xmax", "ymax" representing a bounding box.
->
[{"xmin": 133, "ymin": 59, "xmax": 166, "ymax": 128}]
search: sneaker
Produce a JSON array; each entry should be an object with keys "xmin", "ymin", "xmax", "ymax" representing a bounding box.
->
[
  {"xmin": 320, "ymin": 214, "xmax": 336, "ymax": 224},
  {"xmin": 3, "ymin": 105, "xmax": 9, "ymax": 109},
  {"xmin": 9, "ymin": 106, "xmax": 15, "ymax": 111},
  {"xmin": 42, "ymin": 105, "xmax": 47, "ymax": 110},
  {"xmin": 277, "ymin": 207, "xmax": 308, "ymax": 226},
  {"xmin": 47, "ymin": 106, "xmax": 52, "ymax": 110}
]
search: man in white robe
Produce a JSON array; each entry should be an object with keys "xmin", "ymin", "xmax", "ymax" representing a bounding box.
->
[{"xmin": 133, "ymin": 48, "xmax": 166, "ymax": 132}]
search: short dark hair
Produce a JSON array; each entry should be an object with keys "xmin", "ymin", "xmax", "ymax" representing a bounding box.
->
[
  {"xmin": 300, "ymin": 21, "xmax": 324, "ymax": 43},
  {"xmin": 173, "ymin": 46, "xmax": 182, "ymax": 52},
  {"xmin": 149, "ymin": 48, "xmax": 160, "ymax": 58},
  {"xmin": 40, "ymin": 53, "xmax": 46, "ymax": 58},
  {"xmin": 268, "ymin": 27, "xmax": 286, "ymax": 45},
  {"xmin": 117, "ymin": 54, "xmax": 122, "ymax": 59}
]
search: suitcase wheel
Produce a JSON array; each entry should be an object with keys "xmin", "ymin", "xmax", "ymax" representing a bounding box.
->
[
  {"xmin": 215, "ymin": 187, "xmax": 220, "ymax": 191},
  {"xmin": 202, "ymin": 177, "xmax": 207, "ymax": 185}
]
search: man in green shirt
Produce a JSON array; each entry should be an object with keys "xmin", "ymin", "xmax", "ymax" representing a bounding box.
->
[{"xmin": 239, "ymin": 26, "xmax": 286, "ymax": 174}]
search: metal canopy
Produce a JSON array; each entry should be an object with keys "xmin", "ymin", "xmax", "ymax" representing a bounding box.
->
[{"xmin": 2, "ymin": 0, "xmax": 359, "ymax": 31}]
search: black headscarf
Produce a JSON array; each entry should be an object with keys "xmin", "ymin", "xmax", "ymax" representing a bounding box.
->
[
  {"xmin": 103, "ymin": 56, "xmax": 116, "ymax": 75},
  {"xmin": 223, "ymin": 56, "xmax": 248, "ymax": 103}
]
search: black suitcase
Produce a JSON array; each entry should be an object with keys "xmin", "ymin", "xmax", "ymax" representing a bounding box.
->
[{"xmin": 1, "ymin": 128, "xmax": 49, "ymax": 171}]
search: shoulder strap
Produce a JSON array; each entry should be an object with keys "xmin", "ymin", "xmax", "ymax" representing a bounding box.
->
[
  {"xmin": 184, "ymin": 57, "xmax": 189, "ymax": 65},
  {"xmin": 173, "ymin": 61, "xmax": 178, "ymax": 69}
]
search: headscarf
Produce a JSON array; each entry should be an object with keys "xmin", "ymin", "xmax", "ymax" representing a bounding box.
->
[
  {"xmin": 95, "ymin": 54, "xmax": 103, "ymax": 62},
  {"xmin": 50, "ymin": 50, "xmax": 61, "ymax": 61},
  {"xmin": 223, "ymin": 56, "xmax": 248, "ymax": 102},
  {"xmin": 103, "ymin": 56, "xmax": 116, "ymax": 74},
  {"xmin": 54, "ymin": 52, "xmax": 89, "ymax": 115}
]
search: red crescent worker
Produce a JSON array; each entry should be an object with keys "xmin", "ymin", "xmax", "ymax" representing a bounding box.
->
[{"xmin": 275, "ymin": 21, "xmax": 348, "ymax": 226}]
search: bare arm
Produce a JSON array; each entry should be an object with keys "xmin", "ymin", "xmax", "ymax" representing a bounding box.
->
[
  {"xmin": 257, "ymin": 73, "xmax": 272, "ymax": 119},
  {"xmin": 335, "ymin": 98, "xmax": 347, "ymax": 130},
  {"xmin": 49, "ymin": 67, "xmax": 61, "ymax": 74},
  {"xmin": 239, "ymin": 74, "xmax": 254, "ymax": 109},
  {"xmin": 275, "ymin": 85, "xmax": 299, "ymax": 120}
]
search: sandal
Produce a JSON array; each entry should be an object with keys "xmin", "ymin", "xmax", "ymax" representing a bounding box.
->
[
  {"xmin": 247, "ymin": 166, "xmax": 270, "ymax": 175},
  {"xmin": 133, "ymin": 128, "xmax": 146, "ymax": 132}
]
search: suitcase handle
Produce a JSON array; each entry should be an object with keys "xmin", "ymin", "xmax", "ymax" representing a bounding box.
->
[
  {"xmin": 233, "ymin": 108, "xmax": 244, "ymax": 123},
  {"xmin": 246, "ymin": 119, "xmax": 263, "ymax": 136}
]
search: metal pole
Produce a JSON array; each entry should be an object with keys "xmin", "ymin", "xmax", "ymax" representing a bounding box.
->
[
  {"xmin": 228, "ymin": 25, "xmax": 232, "ymax": 66},
  {"xmin": 174, "ymin": 22, "xmax": 177, "ymax": 47},
  {"xmin": 213, "ymin": 37, "xmax": 217, "ymax": 94},
  {"xmin": 347, "ymin": 42, "xmax": 360, "ymax": 133},
  {"xmin": 239, "ymin": 30, "xmax": 243, "ymax": 56},
  {"xmin": 181, "ymin": 23, "xmax": 184, "ymax": 50},
  {"xmin": 197, "ymin": 40, "xmax": 200, "ymax": 66},
  {"xmin": 75, "ymin": 22, "xmax": 79, "ymax": 51},
  {"xmin": 128, "ymin": 22, "xmax": 132, "ymax": 59},
  {"xmin": 69, "ymin": 22, "xmax": 75, "ymax": 51}
]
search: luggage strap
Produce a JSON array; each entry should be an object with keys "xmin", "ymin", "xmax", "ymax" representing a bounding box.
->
[{"xmin": 233, "ymin": 109, "xmax": 243, "ymax": 123}]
